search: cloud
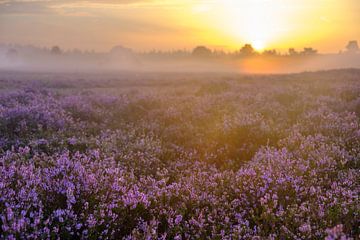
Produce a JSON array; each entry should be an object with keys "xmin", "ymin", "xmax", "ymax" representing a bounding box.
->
[
  {"xmin": 0, "ymin": 1, "xmax": 53, "ymax": 14},
  {"xmin": 0, "ymin": 0, "xmax": 159, "ymax": 14}
]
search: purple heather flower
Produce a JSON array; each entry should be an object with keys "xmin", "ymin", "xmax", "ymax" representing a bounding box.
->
[{"xmin": 175, "ymin": 215, "xmax": 183, "ymax": 225}]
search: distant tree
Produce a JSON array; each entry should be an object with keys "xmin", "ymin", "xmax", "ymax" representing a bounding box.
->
[
  {"xmin": 109, "ymin": 45, "xmax": 135, "ymax": 62},
  {"xmin": 346, "ymin": 41, "xmax": 359, "ymax": 53},
  {"xmin": 262, "ymin": 49, "xmax": 278, "ymax": 56},
  {"xmin": 172, "ymin": 49, "xmax": 190, "ymax": 57},
  {"xmin": 288, "ymin": 48, "xmax": 298, "ymax": 56},
  {"xmin": 301, "ymin": 48, "xmax": 318, "ymax": 55},
  {"xmin": 239, "ymin": 44, "xmax": 255, "ymax": 56},
  {"xmin": 51, "ymin": 46, "xmax": 62, "ymax": 55},
  {"xmin": 212, "ymin": 50, "xmax": 226, "ymax": 57},
  {"xmin": 110, "ymin": 45, "xmax": 133, "ymax": 55},
  {"xmin": 192, "ymin": 46, "xmax": 212, "ymax": 58}
]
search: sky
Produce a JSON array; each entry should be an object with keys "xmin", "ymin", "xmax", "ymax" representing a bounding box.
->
[{"xmin": 0, "ymin": 0, "xmax": 359, "ymax": 53}]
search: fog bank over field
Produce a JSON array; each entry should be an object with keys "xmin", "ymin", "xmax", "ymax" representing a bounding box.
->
[{"xmin": 1, "ymin": 44, "xmax": 360, "ymax": 74}]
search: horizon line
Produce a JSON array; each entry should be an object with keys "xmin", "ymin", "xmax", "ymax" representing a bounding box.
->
[{"xmin": 1, "ymin": 40, "xmax": 359, "ymax": 55}]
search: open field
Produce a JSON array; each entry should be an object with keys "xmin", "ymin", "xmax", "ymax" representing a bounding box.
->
[{"xmin": 0, "ymin": 69, "xmax": 359, "ymax": 239}]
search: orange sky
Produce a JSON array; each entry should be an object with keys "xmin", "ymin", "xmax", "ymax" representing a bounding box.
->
[{"xmin": 0, "ymin": 0, "xmax": 359, "ymax": 53}]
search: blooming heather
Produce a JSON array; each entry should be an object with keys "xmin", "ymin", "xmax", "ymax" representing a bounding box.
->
[{"xmin": 0, "ymin": 70, "xmax": 359, "ymax": 239}]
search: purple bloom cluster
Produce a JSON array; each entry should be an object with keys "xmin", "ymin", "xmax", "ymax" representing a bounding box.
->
[{"xmin": 0, "ymin": 70, "xmax": 359, "ymax": 239}]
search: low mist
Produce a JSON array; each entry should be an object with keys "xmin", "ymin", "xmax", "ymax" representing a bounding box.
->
[{"xmin": 1, "ymin": 44, "xmax": 360, "ymax": 74}]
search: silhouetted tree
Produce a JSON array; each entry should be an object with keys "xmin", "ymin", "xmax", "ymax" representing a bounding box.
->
[
  {"xmin": 213, "ymin": 50, "xmax": 226, "ymax": 57},
  {"xmin": 262, "ymin": 49, "xmax": 278, "ymax": 56},
  {"xmin": 288, "ymin": 48, "xmax": 298, "ymax": 56},
  {"xmin": 51, "ymin": 46, "xmax": 62, "ymax": 55},
  {"xmin": 110, "ymin": 45, "xmax": 133, "ymax": 55},
  {"xmin": 301, "ymin": 48, "xmax": 317, "ymax": 55},
  {"xmin": 239, "ymin": 44, "xmax": 255, "ymax": 56},
  {"xmin": 346, "ymin": 41, "xmax": 359, "ymax": 53},
  {"xmin": 192, "ymin": 46, "xmax": 212, "ymax": 58}
]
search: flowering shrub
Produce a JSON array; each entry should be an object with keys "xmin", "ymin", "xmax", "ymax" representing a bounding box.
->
[{"xmin": 0, "ymin": 70, "xmax": 359, "ymax": 239}]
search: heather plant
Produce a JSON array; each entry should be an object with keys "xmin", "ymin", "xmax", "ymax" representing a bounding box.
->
[{"xmin": 0, "ymin": 70, "xmax": 359, "ymax": 239}]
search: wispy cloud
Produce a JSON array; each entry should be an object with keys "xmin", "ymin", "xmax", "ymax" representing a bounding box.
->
[
  {"xmin": 0, "ymin": 0, "xmax": 162, "ymax": 15},
  {"xmin": 0, "ymin": 1, "xmax": 53, "ymax": 14}
]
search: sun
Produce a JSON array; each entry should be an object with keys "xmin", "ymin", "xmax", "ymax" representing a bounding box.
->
[
  {"xmin": 219, "ymin": 0, "xmax": 291, "ymax": 51},
  {"xmin": 252, "ymin": 40, "xmax": 265, "ymax": 51}
]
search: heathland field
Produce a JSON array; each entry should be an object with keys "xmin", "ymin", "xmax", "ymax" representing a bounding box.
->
[{"xmin": 0, "ymin": 70, "xmax": 359, "ymax": 239}]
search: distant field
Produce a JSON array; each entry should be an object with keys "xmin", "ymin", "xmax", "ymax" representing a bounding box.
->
[{"xmin": 0, "ymin": 69, "xmax": 359, "ymax": 239}]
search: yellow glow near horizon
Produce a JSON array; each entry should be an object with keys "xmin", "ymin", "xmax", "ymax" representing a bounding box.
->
[
  {"xmin": 221, "ymin": 0, "xmax": 285, "ymax": 50},
  {"xmin": 0, "ymin": 0, "xmax": 359, "ymax": 52},
  {"xmin": 197, "ymin": 0, "xmax": 359, "ymax": 52}
]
